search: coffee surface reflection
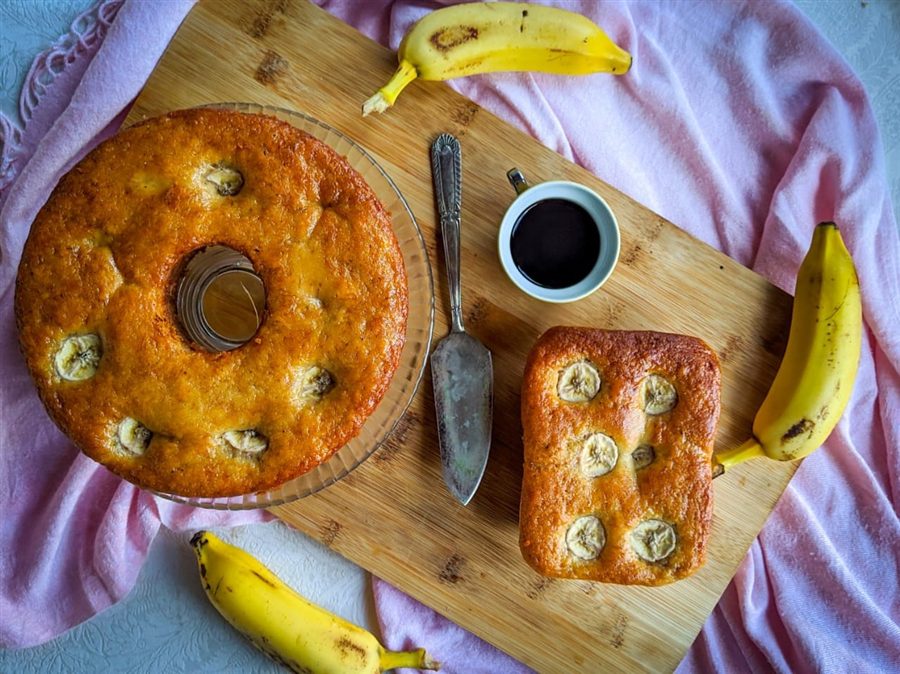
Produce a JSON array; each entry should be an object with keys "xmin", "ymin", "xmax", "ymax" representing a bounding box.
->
[{"xmin": 510, "ymin": 198, "xmax": 600, "ymax": 289}]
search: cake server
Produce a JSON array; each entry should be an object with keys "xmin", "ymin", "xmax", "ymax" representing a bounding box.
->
[{"xmin": 429, "ymin": 133, "xmax": 493, "ymax": 506}]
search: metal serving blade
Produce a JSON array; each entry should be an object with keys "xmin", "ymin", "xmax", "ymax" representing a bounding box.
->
[{"xmin": 430, "ymin": 133, "xmax": 493, "ymax": 506}]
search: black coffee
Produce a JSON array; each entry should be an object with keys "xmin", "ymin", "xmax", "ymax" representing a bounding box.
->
[{"xmin": 510, "ymin": 199, "xmax": 600, "ymax": 289}]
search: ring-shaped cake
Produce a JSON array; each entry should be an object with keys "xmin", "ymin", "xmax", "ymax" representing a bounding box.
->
[{"xmin": 15, "ymin": 108, "xmax": 409, "ymax": 497}]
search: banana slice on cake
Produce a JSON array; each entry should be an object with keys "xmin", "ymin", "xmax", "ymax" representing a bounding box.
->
[
  {"xmin": 631, "ymin": 444, "xmax": 656, "ymax": 470},
  {"xmin": 203, "ymin": 164, "xmax": 244, "ymax": 197},
  {"xmin": 642, "ymin": 374, "xmax": 677, "ymax": 415},
  {"xmin": 55, "ymin": 334, "xmax": 102, "ymax": 381},
  {"xmin": 631, "ymin": 519, "xmax": 676, "ymax": 562},
  {"xmin": 293, "ymin": 365, "xmax": 336, "ymax": 403},
  {"xmin": 223, "ymin": 430, "xmax": 268, "ymax": 455},
  {"xmin": 557, "ymin": 360, "xmax": 601, "ymax": 402},
  {"xmin": 566, "ymin": 515, "xmax": 606, "ymax": 560},
  {"xmin": 117, "ymin": 417, "xmax": 152, "ymax": 455},
  {"xmin": 577, "ymin": 432, "xmax": 619, "ymax": 477}
]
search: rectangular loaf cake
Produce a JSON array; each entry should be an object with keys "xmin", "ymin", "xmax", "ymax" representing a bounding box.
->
[{"xmin": 518, "ymin": 327, "xmax": 721, "ymax": 585}]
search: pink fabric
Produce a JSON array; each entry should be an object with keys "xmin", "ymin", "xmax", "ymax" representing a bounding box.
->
[
  {"xmin": 1, "ymin": 0, "xmax": 897, "ymax": 669},
  {"xmin": 0, "ymin": 0, "xmax": 268, "ymax": 649},
  {"xmin": 312, "ymin": 0, "xmax": 900, "ymax": 672}
]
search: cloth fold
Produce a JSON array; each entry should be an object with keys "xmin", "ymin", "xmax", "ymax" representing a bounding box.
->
[
  {"xmin": 1, "ymin": 0, "xmax": 267, "ymax": 650},
  {"xmin": 1, "ymin": 1, "xmax": 897, "ymax": 672},
  {"xmin": 311, "ymin": 1, "xmax": 899, "ymax": 672}
]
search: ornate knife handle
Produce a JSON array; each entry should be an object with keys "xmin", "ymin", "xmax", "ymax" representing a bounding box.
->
[{"xmin": 431, "ymin": 133, "xmax": 464, "ymax": 333}]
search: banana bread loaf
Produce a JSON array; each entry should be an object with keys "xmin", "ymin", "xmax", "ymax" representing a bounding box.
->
[{"xmin": 519, "ymin": 327, "xmax": 721, "ymax": 585}]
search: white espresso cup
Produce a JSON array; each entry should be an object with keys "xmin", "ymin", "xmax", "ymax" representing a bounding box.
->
[{"xmin": 498, "ymin": 169, "xmax": 620, "ymax": 303}]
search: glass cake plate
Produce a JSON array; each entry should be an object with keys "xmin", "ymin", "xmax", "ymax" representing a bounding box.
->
[{"xmin": 155, "ymin": 102, "xmax": 434, "ymax": 510}]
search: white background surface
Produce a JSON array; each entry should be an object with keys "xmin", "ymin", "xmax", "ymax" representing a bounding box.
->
[{"xmin": 1, "ymin": 1, "xmax": 898, "ymax": 672}]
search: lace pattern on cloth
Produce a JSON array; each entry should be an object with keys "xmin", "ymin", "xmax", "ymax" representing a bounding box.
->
[{"xmin": 0, "ymin": 0, "xmax": 123, "ymax": 192}]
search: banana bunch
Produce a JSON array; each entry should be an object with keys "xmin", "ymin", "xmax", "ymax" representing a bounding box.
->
[
  {"xmin": 363, "ymin": 1, "xmax": 631, "ymax": 115},
  {"xmin": 715, "ymin": 222, "xmax": 862, "ymax": 472},
  {"xmin": 191, "ymin": 531, "xmax": 439, "ymax": 673}
]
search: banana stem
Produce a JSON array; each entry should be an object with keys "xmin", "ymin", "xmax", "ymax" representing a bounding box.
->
[
  {"xmin": 379, "ymin": 647, "xmax": 440, "ymax": 671},
  {"xmin": 362, "ymin": 60, "xmax": 419, "ymax": 116},
  {"xmin": 714, "ymin": 437, "xmax": 766, "ymax": 469}
]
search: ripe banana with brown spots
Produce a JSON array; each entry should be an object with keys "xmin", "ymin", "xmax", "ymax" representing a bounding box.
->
[
  {"xmin": 715, "ymin": 223, "xmax": 862, "ymax": 472},
  {"xmin": 363, "ymin": 1, "xmax": 631, "ymax": 115},
  {"xmin": 191, "ymin": 531, "xmax": 439, "ymax": 673}
]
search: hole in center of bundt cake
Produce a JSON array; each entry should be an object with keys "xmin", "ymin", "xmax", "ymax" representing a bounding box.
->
[{"xmin": 175, "ymin": 245, "xmax": 266, "ymax": 351}]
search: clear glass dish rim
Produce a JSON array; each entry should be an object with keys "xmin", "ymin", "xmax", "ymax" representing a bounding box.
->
[{"xmin": 151, "ymin": 101, "xmax": 435, "ymax": 510}]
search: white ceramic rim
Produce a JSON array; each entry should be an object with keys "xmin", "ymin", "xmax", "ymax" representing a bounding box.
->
[{"xmin": 497, "ymin": 180, "xmax": 620, "ymax": 303}]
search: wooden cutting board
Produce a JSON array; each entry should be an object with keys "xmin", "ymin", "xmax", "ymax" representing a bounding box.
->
[{"xmin": 125, "ymin": 1, "xmax": 798, "ymax": 670}]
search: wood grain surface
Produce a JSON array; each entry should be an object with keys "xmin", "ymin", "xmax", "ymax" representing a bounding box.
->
[{"xmin": 124, "ymin": 1, "xmax": 798, "ymax": 671}]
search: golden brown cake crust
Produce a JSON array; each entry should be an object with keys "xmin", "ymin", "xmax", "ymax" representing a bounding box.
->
[
  {"xmin": 15, "ymin": 108, "xmax": 408, "ymax": 497},
  {"xmin": 518, "ymin": 327, "xmax": 720, "ymax": 585}
]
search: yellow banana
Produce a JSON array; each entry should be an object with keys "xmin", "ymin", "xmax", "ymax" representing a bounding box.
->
[
  {"xmin": 716, "ymin": 222, "xmax": 862, "ymax": 471},
  {"xmin": 362, "ymin": 1, "xmax": 631, "ymax": 115},
  {"xmin": 191, "ymin": 531, "xmax": 439, "ymax": 674}
]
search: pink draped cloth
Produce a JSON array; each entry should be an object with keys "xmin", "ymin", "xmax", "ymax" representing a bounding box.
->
[
  {"xmin": 1, "ymin": 1, "xmax": 897, "ymax": 672},
  {"xmin": 322, "ymin": 1, "xmax": 900, "ymax": 672},
  {"xmin": 0, "ymin": 0, "xmax": 269, "ymax": 649}
]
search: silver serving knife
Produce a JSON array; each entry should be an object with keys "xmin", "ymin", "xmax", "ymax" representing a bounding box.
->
[{"xmin": 430, "ymin": 133, "xmax": 493, "ymax": 506}]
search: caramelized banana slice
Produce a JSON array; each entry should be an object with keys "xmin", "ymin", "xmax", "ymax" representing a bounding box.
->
[
  {"xmin": 293, "ymin": 365, "xmax": 336, "ymax": 403},
  {"xmin": 642, "ymin": 374, "xmax": 677, "ymax": 415},
  {"xmin": 204, "ymin": 164, "xmax": 244, "ymax": 197},
  {"xmin": 565, "ymin": 515, "xmax": 606, "ymax": 560},
  {"xmin": 55, "ymin": 334, "xmax": 102, "ymax": 381},
  {"xmin": 576, "ymin": 432, "xmax": 619, "ymax": 477},
  {"xmin": 223, "ymin": 429, "xmax": 268, "ymax": 455},
  {"xmin": 117, "ymin": 417, "xmax": 152, "ymax": 456},
  {"xmin": 631, "ymin": 444, "xmax": 656, "ymax": 470},
  {"xmin": 557, "ymin": 360, "xmax": 600, "ymax": 403},
  {"xmin": 631, "ymin": 519, "xmax": 676, "ymax": 562}
]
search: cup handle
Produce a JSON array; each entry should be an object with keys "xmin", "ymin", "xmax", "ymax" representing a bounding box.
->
[{"xmin": 507, "ymin": 168, "xmax": 529, "ymax": 195}]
